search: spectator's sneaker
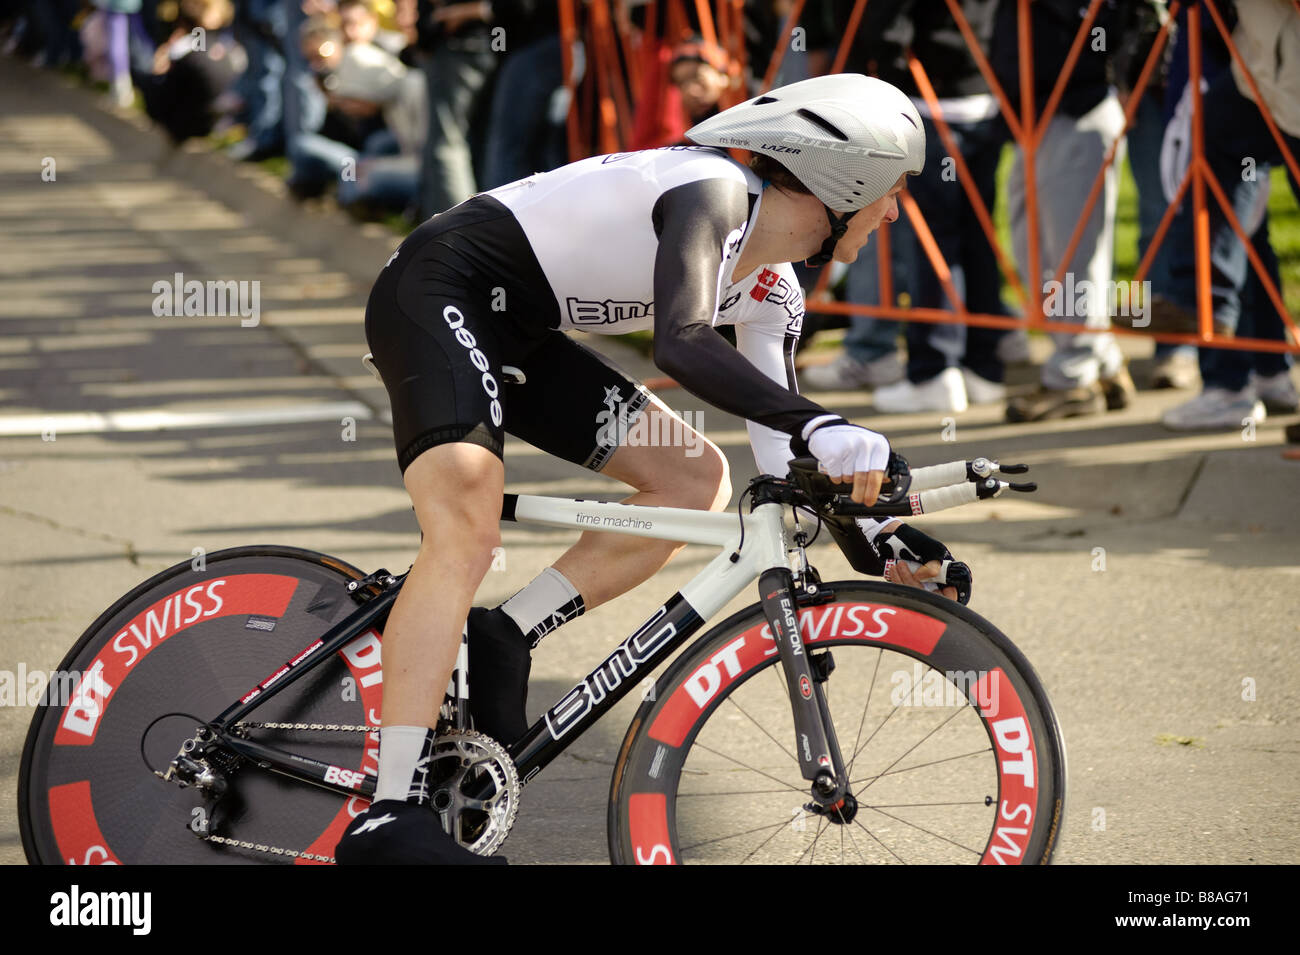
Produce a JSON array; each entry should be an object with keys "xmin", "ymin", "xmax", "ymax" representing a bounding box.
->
[
  {"xmin": 1160, "ymin": 388, "xmax": 1265, "ymax": 431},
  {"xmin": 1151, "ymin": 350, "xmax": 1200, "ymax": 389},
  {"xmin": 996, "ymin": 329, "xmax": 1033, "ymax": 365},
  {"xmin": 800, "ymin": 352, "xmax": 904, "ymax": 391},
  {"xmin": 1251, "ymin": 371, "xmax": 1299, "ymax": 414},
  {"xmin": 466, "ymin": 607, "xmax": 531, "ymax": 746},
  {"xmin": 874, "ymin": 367, "xmax": 968, "ymax": 413},
  {"xmin": 109, "ymin": 75, "xmax": 134, "ymax": 109},
  {"xmin": 1005, "ymin": 383, "xmax": 1105, "ymax": 422},
  {"xmin": 335, "ymin": 800, "xmax": 507, "ymax": 865},
  {"xmin": 960, "ymin": 367, "xmax": 1006, "ymax": 405},
  {"xmin": 1099, "ymin": 366, "xmax": 1136, "ymax": 411}
]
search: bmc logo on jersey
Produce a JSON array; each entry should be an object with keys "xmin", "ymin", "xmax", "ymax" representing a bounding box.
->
[{"xmin": 566, "ymin": 298, "xmax": 654, "ymax": 325}]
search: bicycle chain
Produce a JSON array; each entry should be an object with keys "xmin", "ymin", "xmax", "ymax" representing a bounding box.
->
[
  {"xmin": 204, "ymin": 721, "xmax": 366, "ymax": 862},
  {"xmin": 201, "ymin": 833, "xmax": 335, "ymax": 864},
  {"xmin": 235, "ymin": 721, "xmax": 374, "ymax": 732}
]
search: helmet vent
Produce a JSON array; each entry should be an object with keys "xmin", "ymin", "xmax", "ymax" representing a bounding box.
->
[
  {"xmin": 796, "ymin": 108, "xmax": 848, "ymax": 141},
  {"xmin": 753, "ymin": 95, "xmax": 779, "ymax": 105},
  {"xmin": 900, "ymin": 112, "xmax": 918, "ymax": 128}
]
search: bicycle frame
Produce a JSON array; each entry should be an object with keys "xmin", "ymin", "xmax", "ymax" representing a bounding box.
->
[{"xmin": 200, "ymin": 491, "xmax": 823, "ymax": 803}]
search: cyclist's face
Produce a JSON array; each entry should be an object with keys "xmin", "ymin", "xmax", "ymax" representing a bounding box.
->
[{"xmin": 831, "ymin": 175, "xmax": 908, "ymax": 264}]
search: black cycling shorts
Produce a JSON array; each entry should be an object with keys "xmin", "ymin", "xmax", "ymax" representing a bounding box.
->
[{"xmin": 364, "ymin": 196, "xmax": 651, "ymax": 474}]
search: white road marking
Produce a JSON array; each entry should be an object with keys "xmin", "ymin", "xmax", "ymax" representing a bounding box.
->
[{"xmin": 0, "ymin": 401, "xmax": 382, "ymax": 436}]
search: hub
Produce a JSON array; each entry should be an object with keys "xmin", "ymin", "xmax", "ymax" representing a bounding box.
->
[{"xmin": 806, "ymin": 791, "xmax": 858, "ymax": 825}]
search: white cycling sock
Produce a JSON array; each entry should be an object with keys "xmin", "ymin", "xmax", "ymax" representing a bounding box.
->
[
  {"xmin": 374, "ymin": 725, "xmax": 436, "ymax": 805},
  {"xmin": 499, "ymin": 567, "xmax": 585, "ymax": 648}
]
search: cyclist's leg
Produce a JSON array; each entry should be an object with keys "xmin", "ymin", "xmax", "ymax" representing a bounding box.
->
[
  {"xmin": 507, "ymin": 334, "xmax": 731, "ymax": 609},
  {"xmin": 555, "ymin": 396, "xmax": 730, "ymax": 607},
  {"xmin": 382, "ymin": 443, "xmax": 503, "ymax": 729},
  {"xmin": 344, "ymin": 232, "xmax": 514, "ymax": 862}
]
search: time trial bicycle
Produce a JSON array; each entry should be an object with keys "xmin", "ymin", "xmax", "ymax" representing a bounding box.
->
[{"xmin": 19, "ymin": 454, "xmax": 1065, "ymax": 864}]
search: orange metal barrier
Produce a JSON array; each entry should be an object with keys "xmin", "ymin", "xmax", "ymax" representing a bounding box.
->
[{"xmin": 554, "ymin": 0, "xmax": 1299, "ymax": 355}]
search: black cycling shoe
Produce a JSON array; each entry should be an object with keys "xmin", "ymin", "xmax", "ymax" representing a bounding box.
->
[
  {"xmin": 334, "ymin": 800, "xmax": 507, "ymax": 865},
  {"xmin": 465, "ymin": 607, "xmax": 531, "ymax": 746}
]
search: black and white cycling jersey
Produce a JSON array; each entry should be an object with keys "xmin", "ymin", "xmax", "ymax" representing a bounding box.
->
[{"xmin": 479, "ymin": 144, "xmax": 819, "ymax": 477}]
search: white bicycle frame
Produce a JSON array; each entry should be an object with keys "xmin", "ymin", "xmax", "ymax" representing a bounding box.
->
[
  {"xmin": 510, "ymin": 494, "xmax": 789, "ymax": 621},
  {"xmin": 495, "ymin": 491, "xmax": 812, "ymax": 785}
]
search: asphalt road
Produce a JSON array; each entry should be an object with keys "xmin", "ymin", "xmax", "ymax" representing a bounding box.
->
[{"xmin": 1, "ymin": 58, "xmax": 1297, "ymax": 866}]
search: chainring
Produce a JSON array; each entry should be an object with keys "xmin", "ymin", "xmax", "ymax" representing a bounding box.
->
[{"xmin": 425, "ymin": 730, "xmax": 520, "ymax": 856}]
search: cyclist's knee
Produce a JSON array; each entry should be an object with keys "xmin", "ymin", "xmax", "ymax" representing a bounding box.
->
[
  {"xmin": 404, "ymin": 442, "xmax": 504, "ymax": 563},
  {"xmin": 676, "ymin": 440, "xmax": 731, "ymax": 511}
]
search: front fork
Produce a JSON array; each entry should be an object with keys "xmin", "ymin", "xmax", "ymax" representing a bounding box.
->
[{"xmin": 758, "ymin": 567, "xmax": 847, "ymax": 805}]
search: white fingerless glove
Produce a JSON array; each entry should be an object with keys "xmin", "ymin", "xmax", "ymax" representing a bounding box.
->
[{"xmin": 802, "ymin": 415, "xmax": 891, "ymax": 480}]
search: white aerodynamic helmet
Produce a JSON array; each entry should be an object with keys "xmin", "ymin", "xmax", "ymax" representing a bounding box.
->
[{"xmin": 685, "ymin": 73, "xmax": 926, "ymax": 212}]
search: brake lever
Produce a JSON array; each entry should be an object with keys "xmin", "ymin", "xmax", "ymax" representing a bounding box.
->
[
  {"xmin": 975, "ymin": 477, "xmax": 1039, "ymax": 499},
  {"xmin": 968, "ymin": 457, "xmax": 1031, "ymax": 480},
  {"xmin": 875, "ymin": 450, "xmax": 912, "ymax": 504}
]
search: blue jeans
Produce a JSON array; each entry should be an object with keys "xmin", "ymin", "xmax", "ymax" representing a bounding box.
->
[
  {"xmin": 291, "ymin": 129, "xmax": 411, "ymax": 210},
  {"xmin": 1197, "ymin": 216, "xmax": 1292, "ymax": 391},
  {"xmin": 233, "ymin": 0, "xmax": 323, "ymax": 153},
  {"xmin": 1167, "ymin": 71, "xmax": 1300, "ymax": 334},
  {"xmin": 482, "ymin": 35, "xmax": 567, "ymax": 188},
  {"xmin": 904, "ymin": 114, "xmax": 1010, "ymax": 383},
  {"xmin": 1127, "ymin": 91, "xmax": 1192, "ymax": 363},
  {"xmin": 840, "ymin": 215, "xmax": 914, "ymax": 364},
  {"xmin": 418, "ymin": 42, "xmax": 498, "ymax": 218}
]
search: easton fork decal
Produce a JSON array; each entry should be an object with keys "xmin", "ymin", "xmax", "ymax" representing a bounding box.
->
[{"xmin": 757, "ymin": 568, "xmax": 835, "ymax": 787}]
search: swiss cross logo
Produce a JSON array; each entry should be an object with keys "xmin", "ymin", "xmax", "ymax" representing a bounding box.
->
[{"xmin": 750, "ymin": 268, "xmax": 779, "ymax": 302}]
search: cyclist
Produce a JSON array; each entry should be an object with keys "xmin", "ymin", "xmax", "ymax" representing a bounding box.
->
[{"xmin": 337, "ymin": 73, "xmax": 968, "ymax": 864}]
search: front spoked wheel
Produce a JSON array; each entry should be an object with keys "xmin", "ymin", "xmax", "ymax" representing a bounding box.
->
[{"xmin": 609, "ymin": 582, "xmax": 1065, "ymax": 864}]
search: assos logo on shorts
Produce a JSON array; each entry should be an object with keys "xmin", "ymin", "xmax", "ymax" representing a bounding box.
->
[{"xmin": 443, "ymin": 306, "xmax": 502, "ymax": 426}]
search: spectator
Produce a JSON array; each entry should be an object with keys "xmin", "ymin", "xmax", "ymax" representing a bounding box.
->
[
  {"xmin": 290, "ymin": 12, "xmax": 425, "ymax": 213},
  {"xmin": 630, "ymin": 37, "xmax": 732, "ymax": 151},
  {"xmin": 863, "ymin": 0, "xmax": 1013, "ymax": 412},
  {"xmin": 414, "ymin": 0, "xmax": 498, "ymax": 218},
  {"xmin": 1155, "ymin": 0, "xmax": 1300, "ymax": 430},
  {"xmin": 669, "ymin": 38, "xmax": 730, "ymax": 125},
  {"xmin": 993, "ymin": 0, "xmax": 1136, "ymax": 422},
  {"xmin": 801, "ymin": 0, "xmax": 912, "ymax": 392},
  {"xmin": 807, "ymin": 0, "xmax": 1020, "ymax": 403},
  {"xmin": 8, "ymin": 0, "xmax": 83, "ymax": 67},
  {"xmin": 229, "ymin": 0, "xmax": 326, "ymax": 162},
  {"xmin": 91, "ymin": 0, "xmax": 144, "ymax": 107},
  {"xmin": 480, "ymin": 0, "xmax": 565, "ymax": 188},
  {"xmin": 339, "ymin": 0, "xmax": 407, "ymax": 56},
  {"xmin": 136, "ymin": 0, "xmax": 240, "ymax": 144}
]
